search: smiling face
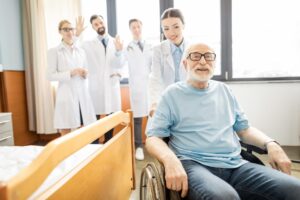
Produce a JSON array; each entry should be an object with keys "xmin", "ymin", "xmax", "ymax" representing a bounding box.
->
[
  {"xmin": 58, "ymin": 20, "xmax": 74, "ymax": 44},
  {"xmin": 129, "ymin": 20, "xmax": 142, "ymax": 40},
  {"xmin": 91, "ymin": 16, "xmax": 106, "ymax": 36},
  {"xmin": 183, "ymin": 43, "xmax": 216, "ymax": 88},
  {"xmin": 161, "ymin": 17, "xmax": 184, "ymax": 45}
]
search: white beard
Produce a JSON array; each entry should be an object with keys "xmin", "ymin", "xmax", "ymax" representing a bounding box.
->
[{"xmin": 187, "ymin": 67, "xmax": 213, "ymax": 82}]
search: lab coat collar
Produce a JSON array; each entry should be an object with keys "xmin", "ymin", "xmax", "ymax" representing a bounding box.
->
[
  {"xmin": 97, "ymin": 34, "xmax": 109, "ymax": 43},
  {"xmin": 170, "ymin": 39, "xmax": 185, "ymax": 54},
  {"xmin": 133, "ymin": 39, "xmax": 144, "ymax": 44},
  {"xmin": 58, "ymin": 42, "xmax": 79, "ymax": 51}
]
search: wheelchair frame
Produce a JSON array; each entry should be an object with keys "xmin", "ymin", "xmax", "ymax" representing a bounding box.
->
[{"xmin": 140, "ymin": 142, "xmax": 268, "ymax": 200}]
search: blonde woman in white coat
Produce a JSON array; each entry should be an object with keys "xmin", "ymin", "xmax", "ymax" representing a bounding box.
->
[
  {"xmin": 149, "ymin": 8, "xmax": 188, "ymax": 116},
  {"xmin": 125, "ymin": 19, "xmax": 152, "ymax": 160},
  {"xmin": 47, "ymin": 20, "xmax": 96, "ymax": 136},
  {"xmin": 78, "ymin": 15, "xmax": 125, "ymax": 142}
]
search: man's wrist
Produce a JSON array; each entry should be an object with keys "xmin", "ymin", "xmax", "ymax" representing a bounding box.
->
[{"xmin": 264, "ymin": 139, "xmax": 280, "ymax": 150}]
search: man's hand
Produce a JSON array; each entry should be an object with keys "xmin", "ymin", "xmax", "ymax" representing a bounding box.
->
[
  {"xmin": 75, "ymin": 16, "xmax": 87, "ymax": 37},
  {"xmin": 163, "ymin": 156, "xmax": 188, "ymax": 198},
  {"xmin": 114, "ymin": 35, "xmax": 123, "ymax": 51},
  {"xmin": 267, "ymin": 142, "xmax": 291, "ymax": 174}
]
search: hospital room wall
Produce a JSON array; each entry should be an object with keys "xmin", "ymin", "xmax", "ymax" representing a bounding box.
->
[
  {"xmin": 229, "ymin": 83, "xmax": 300, "ymax": 146},
  {"xmin": 0, "ymin": 0, "xmax": 24, "ymax": 71},
  {"xmin": 0, "ymin": 0, "xmax": 38, "ymax": 145}
]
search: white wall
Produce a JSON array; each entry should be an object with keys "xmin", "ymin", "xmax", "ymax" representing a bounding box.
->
[
  {"xmin": 228, "ymin": 82, "xmax": 300, "ymax": 146},
  {"xmin": 0, "ymin": 0, "xmax": 24, "ymax": 70}
]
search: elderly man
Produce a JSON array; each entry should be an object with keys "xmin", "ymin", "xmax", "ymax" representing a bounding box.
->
[{"xmin": 146, "ymin": 43, "xmax": 300, "ymax": 199}]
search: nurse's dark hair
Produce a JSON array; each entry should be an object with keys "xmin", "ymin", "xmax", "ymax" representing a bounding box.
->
[
  {"xmin": 90, "ymin": 14, "xmax": 104, "ymax": 24},
  {"xmin": 128, "ymin": 18, "xmax": 142, "ymax": 27},
  {"xmin": 161, "ymin": 8, "xmax": 185, "ymax": 24}
]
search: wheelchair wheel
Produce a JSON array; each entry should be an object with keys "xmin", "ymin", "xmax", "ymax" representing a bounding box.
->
[{"xmin": 140, "ymin": 162, "xmax": 166, "ymax": 200}]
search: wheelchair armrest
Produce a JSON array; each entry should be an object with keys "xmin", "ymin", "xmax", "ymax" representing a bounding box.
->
[{"xmin": 240, "ymin": 141, "xmax": 267, "ymax": 154}]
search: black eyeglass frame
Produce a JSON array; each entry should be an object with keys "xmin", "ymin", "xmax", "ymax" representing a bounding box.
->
[
  {"xmin": 187, "ymin": 52, "xmax": 216, "ymax": 62},
  {"xmin": 59, "ymin": 28, "xmax": 75, "ymax": 32}
]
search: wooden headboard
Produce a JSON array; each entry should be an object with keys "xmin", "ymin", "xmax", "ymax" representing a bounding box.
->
[{"xmin": 0, "ymin": 110, "xmax": 136, "ymax": 200}]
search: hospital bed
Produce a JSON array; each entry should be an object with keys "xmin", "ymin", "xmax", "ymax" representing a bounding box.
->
[{"xmin": 0, "ymin": 110, "xmax": 135, "ymax": 200}]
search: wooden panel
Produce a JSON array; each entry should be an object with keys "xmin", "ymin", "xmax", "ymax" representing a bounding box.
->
[
  {"xmin": 0, "ymin": 72, "xmax": 6, "ymax": 112},
  {"xmin": 121, "ymin": 85, "xmax": 147, "ymax": 143},
  {"xmin": 46, "ymin": 128, "xmax": 133, "ymax": 200},
  {"xmin": 121, "ymin": 85, "xmax": 131, "ymax": 112},
  {"xmin": 1, "ymin": 71, "xmax": 38, "ymax": 145},
  {"xmin": 3, "ymin": 111, "xmax": 135, "ymax": 200}
]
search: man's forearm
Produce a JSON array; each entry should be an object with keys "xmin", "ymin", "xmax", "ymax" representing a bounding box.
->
[
  {"xmin": 145, "ymin": 136, "xmax": 178, "ymax": 165},
  {"xmin": 238, "ymin": 127, "xmax": 273, "ymax": 149}
]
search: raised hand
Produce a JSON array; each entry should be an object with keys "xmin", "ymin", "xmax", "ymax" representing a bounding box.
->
[
  {"xmin": 75, "ymin": 16, "xmax": 87, "ymax": 37},
  {"xmin": 114, "ymin": 35, "xmax": 123, "ymax": 51}
]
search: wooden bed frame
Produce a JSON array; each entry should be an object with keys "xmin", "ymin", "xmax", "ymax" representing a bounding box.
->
[{"xmin": 0, "ymin": 110, "xmax": 136, "ymax": 200}]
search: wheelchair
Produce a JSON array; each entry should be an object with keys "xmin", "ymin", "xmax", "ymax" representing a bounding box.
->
[{"xmin": 140, "ymin": 140, "xmax": 267, "ymax": 200}]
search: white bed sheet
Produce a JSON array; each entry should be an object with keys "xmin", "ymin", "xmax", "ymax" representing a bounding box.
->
[{"xmin": 0, "ymin": 144, "xmax": 102, "ymax": 199}]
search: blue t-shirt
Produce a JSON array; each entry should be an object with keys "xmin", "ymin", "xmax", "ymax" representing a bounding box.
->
[{"xmin": 147, "ymin": 80, "xmax": 249, "ymax": 168}]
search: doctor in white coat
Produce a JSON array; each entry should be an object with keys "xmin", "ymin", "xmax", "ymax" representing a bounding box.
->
[
  {"xmin": 47, "ymin": 20, "xmax": 96, "ymax": 136},
  {"xmin": 149, "ymin": 8, "xmax": 188, "ymax": 116},
  {"xmin": 125, "ymin": 19, "xmax": 152, "ymax": 160},
  {"xmin": 79, "ymin": 15, "xmax": 125, "ymax": 142}
]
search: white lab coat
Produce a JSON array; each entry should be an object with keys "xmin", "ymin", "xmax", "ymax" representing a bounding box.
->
[
  {"xmin": 148, "ymin": 39, "xmax": 188, "ymax": 106},
  {"xmin": 81, "ymin": 35, "xmax": 125, "ymax": 115},
  {"xmin": 125, "ymin": 40, "xmax": 152, "ymax": 117},
  {"xmin": 47, "ymin": 43, "xmax": 96, "ymax": 129}
]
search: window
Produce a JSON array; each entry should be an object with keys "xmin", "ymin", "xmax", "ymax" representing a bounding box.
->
[
  {"xmin": 116, "ymin": 0, "xmax": 160, "ymax": 45},
  {"xmin": 174, "ymin": 0, "xmax": 221, "ymax": 75},
  {"xmin": 232, "ymin": 0, "xmax": 300, "ymax": 78},
  {"xmin": 80, "ymin": 0, "xmax": 107, "ymax": 40},
  {"xmin": 45, "ymin": 0, "xmax": 300, "ymax": 81}
]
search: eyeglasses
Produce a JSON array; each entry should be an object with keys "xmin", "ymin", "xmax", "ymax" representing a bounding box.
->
[
  {"xmin": 60, "ymin": 27, "xmax": 75, "ymax": 32},
  {"xmin": 187, "ymin": 52, "xmax": 216, "ymax": 62}
]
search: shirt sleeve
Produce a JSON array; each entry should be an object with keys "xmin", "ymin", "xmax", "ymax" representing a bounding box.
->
[
  {"xmin": 147, "ymin": 94, "xmax": 173, "ymax": 138},
  {"xmin": 232, "ymin": 92, "xmax": 250, "ymax": 132}
]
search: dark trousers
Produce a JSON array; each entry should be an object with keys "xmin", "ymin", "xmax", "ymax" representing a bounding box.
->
[
  {"xmin": 134, "ymin": 117, "xmax": 143, "ymax": 148},
  {"xmin": 91, "ymin": 113, "xmax": 113, "ymax": 144}
]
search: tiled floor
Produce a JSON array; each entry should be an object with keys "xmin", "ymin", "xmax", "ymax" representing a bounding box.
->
[{"xmin": 129, "ymin": 146, "xmax": 300, "ymax": 200}]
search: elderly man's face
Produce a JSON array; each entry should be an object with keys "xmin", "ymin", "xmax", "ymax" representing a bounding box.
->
[{"xmin": 183, "ymin": 44, "xmax": 216, "ymax": 83}]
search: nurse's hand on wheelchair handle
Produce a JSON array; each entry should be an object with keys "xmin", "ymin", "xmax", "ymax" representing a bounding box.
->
[
  {"xmin": 267, "ymin": 141, "xmax": 291, "ymax": 175},
  {"xmin": 163, "ymin": 156, "xmax": 189, "ymax": 198}
]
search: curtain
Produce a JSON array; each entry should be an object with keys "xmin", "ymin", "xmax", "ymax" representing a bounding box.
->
[
  {"xmin": 22, "ymin": 0, "xmax": 56, "ymax": 134},
  {"xmin": 44, "ymin": 0, "xmax": 81, "ymax": 48},
  {"xmin": 22, "ymin": 0, "xmax": 82, "ymax": 134}
]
